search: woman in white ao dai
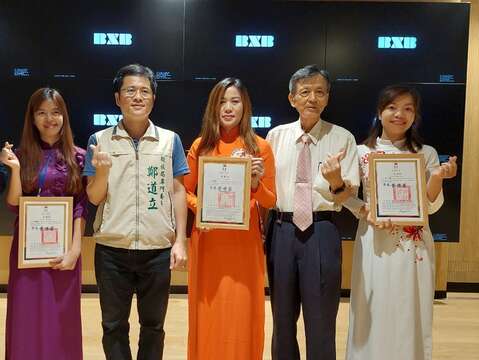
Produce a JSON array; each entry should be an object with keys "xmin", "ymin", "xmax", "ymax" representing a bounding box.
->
[{"xmin": 345, "ymin": 85, "xmax": 457, "ymax": 360}]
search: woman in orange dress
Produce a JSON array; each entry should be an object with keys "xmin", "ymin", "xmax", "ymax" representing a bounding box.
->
[{"xmin": 185, "ymin": 77, "xmax": 276, "ymax": 360}]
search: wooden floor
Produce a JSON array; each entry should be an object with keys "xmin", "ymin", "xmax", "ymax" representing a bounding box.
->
[{"xmin": 0, "ymin": 293, "xmax": 478, "ymax": 359}]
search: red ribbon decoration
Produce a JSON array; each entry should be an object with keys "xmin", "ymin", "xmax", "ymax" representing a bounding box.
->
[{"xmin": 403, "ymin": 226, "xmax": 423, "ymax": 241}]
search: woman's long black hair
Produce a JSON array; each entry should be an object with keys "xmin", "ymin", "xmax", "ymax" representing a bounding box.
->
[{"xmin": 363, "ymin": 84, "xmax": 423, "ymax": 153}]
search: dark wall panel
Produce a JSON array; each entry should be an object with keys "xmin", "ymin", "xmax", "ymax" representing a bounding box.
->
[{"xmin": 0, "ymin": 1, "xmax": 469, "ymax": 242}]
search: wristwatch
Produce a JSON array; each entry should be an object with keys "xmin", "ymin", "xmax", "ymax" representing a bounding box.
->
[{"xmin": 330, "ymin": 182, "xmax": 346, "ymax": 194}]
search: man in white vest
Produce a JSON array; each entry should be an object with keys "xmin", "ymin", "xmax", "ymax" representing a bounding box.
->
[{"xmin": 83, "ymin": 64, "xmax": 189, "ymax": 360}]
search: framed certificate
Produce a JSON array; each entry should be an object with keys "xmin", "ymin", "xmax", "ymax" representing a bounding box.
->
[
  {"xmin": 369, "ymin": 153, "xmax": 428, "ymax": 226},
  {"xmin": 196, "ymin": 156, "xmax": 251, "ymax": 230},
  {"xmin": 18, "ymin": 196, "xmax": 73, "ymax": 268}
]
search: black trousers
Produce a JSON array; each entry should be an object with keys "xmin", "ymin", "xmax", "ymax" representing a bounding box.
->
[
  {"xmin": 266, "ymin": 212, "xmax": 342, "ymax": 360},
  {"xmin": 95, "ymin": 244, "xmax": 171, "ymax": 360}
]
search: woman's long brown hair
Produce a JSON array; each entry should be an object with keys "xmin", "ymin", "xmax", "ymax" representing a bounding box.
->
[
  {"xmin": 19, "ymin": 88, "xmax": 82, "ymax": 194},
  {"xmin": 196, "ymin": 78, "xmax": 259, "ymax": 156}
]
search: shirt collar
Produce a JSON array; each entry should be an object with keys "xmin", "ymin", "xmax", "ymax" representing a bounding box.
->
[
  {"xmin": 294, "ymin": 118, "xmax": 322, "ymax": 145},
  {"xmin": 220, "ymin": 125, "xmax": 240, "ymax": 143},
  {"xmin": 112, "ymin": 119, "xmax": 159, "ymax": 141},
  {"xmin": 376, "ymin": 136, "xmax": 406, "ymax": 148},
  {"xmin": 40, "ymin": 139, "xmax": 60, "ymax": 150}
]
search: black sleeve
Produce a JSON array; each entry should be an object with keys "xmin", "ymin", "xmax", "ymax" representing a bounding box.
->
[{"xmin": 0, "ymin": 164, "xmax": 7, "ymax": 194}]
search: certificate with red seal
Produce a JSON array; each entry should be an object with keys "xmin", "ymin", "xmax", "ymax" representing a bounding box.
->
[
  {"xmin": 18, "ymin": 196, "xmax": 73, "ymax": 268},
  {"xmin": 369, "ymin": 153, "xmax": 428, "ymax": 226},
  {"xmin": 196, "ymin": 156, "xmax": 251, "ymax": 230}
]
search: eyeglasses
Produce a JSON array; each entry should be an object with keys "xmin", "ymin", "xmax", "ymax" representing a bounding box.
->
[
  {"xmin": 121, "ymin": 87, "xmax": 154, "ymax": 99},
  {"xmin": 35, "ymin": 110, "xmax": 63, "ymax": 119},
  {"xmin": 296, "ymin": 89, "xmax": 328, "ymax": 99}
]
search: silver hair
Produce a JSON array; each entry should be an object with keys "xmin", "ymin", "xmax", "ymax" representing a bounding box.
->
[{"xmin": 288, "ymin": 64, "xmax": 331, "ymax": 94}]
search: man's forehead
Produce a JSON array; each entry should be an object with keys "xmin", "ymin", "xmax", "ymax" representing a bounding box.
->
[
  {"xmin": 122, "ymin": 75, "xmax": 150, "ymax": 86},
  {"xmin": 296, "ymin": 75, "xmax": 328, "ymax": 89}
]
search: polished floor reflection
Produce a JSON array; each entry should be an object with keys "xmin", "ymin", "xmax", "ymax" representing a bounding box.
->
[{"xmin": 0, "ymin": 293, "xmax": 478, "ymax": 359}]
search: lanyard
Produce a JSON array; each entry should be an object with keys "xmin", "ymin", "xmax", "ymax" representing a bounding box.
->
[{"xmin": 37, "ymin": 152, "xmax": 55, "ymax": 196}]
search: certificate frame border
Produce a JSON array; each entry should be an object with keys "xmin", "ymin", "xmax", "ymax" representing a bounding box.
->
[
  {"xmin": 18, "ymin": 196, "xmax": 73, "ymax": 269},
  {"xmin": 369, "ymin": 153, "xmax": 428, "ymax": 226},
  {"xmin": 196, "ymin": 156, "xmax": 251, "ymax": 230}
]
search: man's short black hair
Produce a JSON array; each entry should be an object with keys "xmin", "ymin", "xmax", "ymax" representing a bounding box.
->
[{"xmin": 113, "ymin": 64, "xmax": 157, "ymax": 94}]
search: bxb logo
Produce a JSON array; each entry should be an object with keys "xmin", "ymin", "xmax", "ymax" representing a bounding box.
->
[
  {"xmin": 93, "ymin": 114, "xmax": 121, "ymax": 126},
  {"xmin": 251, "ymin": 116, "xmax": 271, "ymax": 129},
  {"xmin": 235, "ymin": 35, "xmax": 274, "ymax": 48},
  {"xmin": 93, "ymin": 33, "xmax": 132, "ymax": 46},
  {"xmin": 378, "ymin": 36, "xmax": 417, "ymax": 49},
  {"xmin": 93, "ymin": 115, "xmax": 272, "ymax": 128}
]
